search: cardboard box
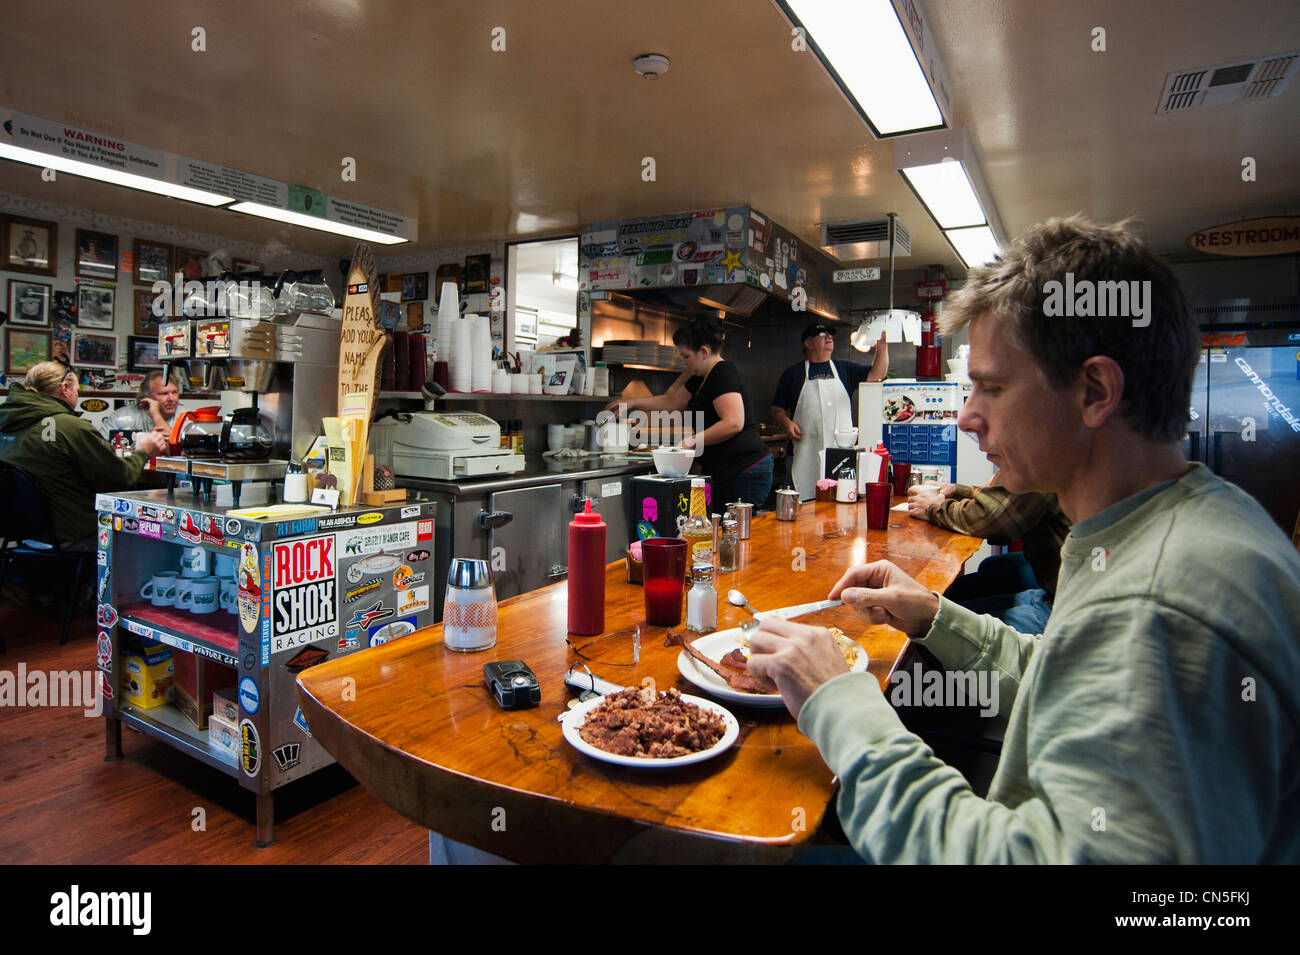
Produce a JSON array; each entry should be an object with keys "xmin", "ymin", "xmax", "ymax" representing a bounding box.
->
[
  {"xmin": 629, "ymin": 475, "xmax": 712, "ymax": 544},
  {"xmin": 121, "ymin": 639, "xmax": 173, "ymax": 710},
  {"xmin": 213, "ymin": 686, "xmax": 239, "ymax": 723},
  {"xmin": 207, "ymin": 712, "xmax": 239, "ymax": 764},
  {"xmin": 172, "ymin": 649, "xmax": 236, "ymax": 730}
]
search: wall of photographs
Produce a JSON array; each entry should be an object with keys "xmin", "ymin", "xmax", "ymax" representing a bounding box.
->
[{"xmin": 0, "ymin": 192, "xmax": 333, "ymax": 390}]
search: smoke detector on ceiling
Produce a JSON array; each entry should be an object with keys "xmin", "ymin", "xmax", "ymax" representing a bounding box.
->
[
  {"xmin": 1157, "ymin": 50, "xmax": 1298, "ymax": 113},
  {"xmin": 820, "ymin": 216, "xmax": 911, "ymax": 261},
  {"xmin": 633, "ymin": 54, "xmax": 670, "ymax": 79}
]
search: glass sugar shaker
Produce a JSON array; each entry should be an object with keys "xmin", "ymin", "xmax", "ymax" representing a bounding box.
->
[
  {"xmin": 685, "ymin": 563, "xmax": 718, "ymax": 634},
  {"xmin": 717, "ymin": 519, "xmax": 739, "ymax": 572}
]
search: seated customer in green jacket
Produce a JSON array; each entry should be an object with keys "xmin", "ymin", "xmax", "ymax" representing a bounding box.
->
[
  {"xmin": 748, "ymin": 215, "xmax": 1300, "ymax": 863},
  {"xmin": 0, "ymin": 362, "xmax": 167, "ymax": 548}
]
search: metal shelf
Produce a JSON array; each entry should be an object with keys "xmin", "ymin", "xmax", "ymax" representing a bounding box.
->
[
  {"xmin": 119, "ymin": 610, "xmax": 239, "ymax": 667},
  {"xmin": 119, "ymin": 703, "xmax": 240, "ymax": 777},
  {"xmin": 378, "ymin": 391, "xmax": 609, "ymax": 402}
]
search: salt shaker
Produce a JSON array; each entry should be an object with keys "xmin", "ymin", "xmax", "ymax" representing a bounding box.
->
[
  {"xmin": 443, "ymin": 558, "xmax": 497, "ymax": 652},
  {"xmin": 685, "ymin": 563, "xmax": 718, "ymax": 634}
]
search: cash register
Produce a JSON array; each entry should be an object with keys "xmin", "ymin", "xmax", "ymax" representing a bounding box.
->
[{"xmin": 391, "ymin": 411, "xmax": 526, "ymax": 481}]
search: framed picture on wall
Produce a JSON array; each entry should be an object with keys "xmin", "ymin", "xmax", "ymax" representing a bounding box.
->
[
  {"xmin": 72, "ymin": 331, "xmax": 118, "ymax": 369},
  {"xmin": 5, "ymin": 328, "xmax": 52, "ymax": 375},
  {"xmin": 3, "ymin": 215, "xmax": 58, "ymax": 276},
  {"xmin": 76, "ymin": 284, "xmax": 116, "ymax": 329},
  {"xmin": 127, "ymin": 335, "xmax": 163, "ymax": 371},
  {"xmin": 175, "ymin": 247, "xmax": 207, "ymax": 281},
  {"xmin": 133, "ymin": 239, "xmax": 173, "ymax": 286},
  {"xmin": 53, "ymin": 290, "xmax": 77, "ymax": 324},
  {"xmin": 134, "ymin": 289, "xmax": 166, "ymax": 334},
  {"xmin": 75, "ymin": 229, "xmax": 118, "ymax": 282},
  {"xmin": 7, "ymin": 279, "xmax": 53, "ymax": 326},
  {"xmin": 401, "ymin": 271, "xmax": 429, "ymax": 302}
]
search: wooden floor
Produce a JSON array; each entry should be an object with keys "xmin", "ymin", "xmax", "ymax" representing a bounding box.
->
[{"xmin": 0, "ymin": 599, "xmax": 427, "ymax": 864}]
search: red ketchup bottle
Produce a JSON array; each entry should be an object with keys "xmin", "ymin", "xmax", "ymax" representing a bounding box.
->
[{"xmin": 568, "ymin": 498, "xmax": 606, "ymax": 635}]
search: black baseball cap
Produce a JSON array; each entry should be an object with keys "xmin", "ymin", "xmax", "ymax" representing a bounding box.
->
[{"xmin": 801, "ymin": 322, "xmax": 836, "ymax": 342}]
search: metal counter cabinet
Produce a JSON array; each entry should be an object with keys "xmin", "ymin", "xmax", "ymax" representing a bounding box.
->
[
  {"xmin": 422, "ymin": 473, "xmax": 631, "ymax": 619},
  {"xmin": 94, "ymin": 490, "xmax": 436, "ymax": 847}
]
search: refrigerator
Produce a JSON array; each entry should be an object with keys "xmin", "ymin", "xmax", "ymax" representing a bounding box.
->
[{"xmin": 1184, "ymin": 322, "xmax": 1300, "ymax": 535}]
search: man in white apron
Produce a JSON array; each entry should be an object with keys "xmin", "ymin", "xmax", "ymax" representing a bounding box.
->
[{"xmin": 771, "ymin": 323, "xmax": 888, "ymax": 500}]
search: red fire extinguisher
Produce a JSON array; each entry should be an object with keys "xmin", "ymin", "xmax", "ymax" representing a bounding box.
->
[
  {"xmin": 914, "ymin": 276, "xmax": 946, "ymax": 378},
  {"xmin": 916, "ymin": 307, "xmax": 942, "ymax": 377}
]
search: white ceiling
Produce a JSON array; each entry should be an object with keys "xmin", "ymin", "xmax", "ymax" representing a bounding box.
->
[{"xmin": 1, "ymin": 0, "xmax": 1297, "ymax": 271}]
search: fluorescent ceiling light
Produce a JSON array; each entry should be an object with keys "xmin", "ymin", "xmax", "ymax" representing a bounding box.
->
[
  {"xmin": 228, "ymin": 201, "xmax": 408, "ymax": 245},
  {"xmin": 784, "ymin": 0, "xmax": 943, "ymax": 135},
  {"xmin": 900, "ymin": 160, "xmax": 985, "ymax": 229},
  {"xmin": 0, "ymin": 142, "xmax": 234, "ymax": 205},
  {"xmin": 945, "ymin": 226, "xmax": 1000, "ymax": 268}
]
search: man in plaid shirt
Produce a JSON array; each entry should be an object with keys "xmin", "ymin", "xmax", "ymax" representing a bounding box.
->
[{"xmin": 907, "ymin": 478, "xmax": 1071, "ymax": 633}]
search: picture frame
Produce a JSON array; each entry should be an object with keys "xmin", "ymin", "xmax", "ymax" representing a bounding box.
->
[
  {"xmin": 175, "ymin": 247, "xmax": 207, "ymax": 282},
  {"xmin": 384, "ymin": 273, "xmax": 404, "ymax": 294},
  {"xmin": 406, "ymin": 301, "xmax": 424, "ymax": 331},
  {"xmin": 75, "ymin": 229, "xmax": 118, "ymax": 282},
  {"xmin": 126, "ymin": 334, "xmax": 162, "ymax": 371},
  {"xmin": 4, "ymin": 215, "xmax": 58, "ymax": 276},
  {"xmin": 77, "ymin": 283, "xmax": 116, "ymax": 329},
  {"xmin": 5, "ymin": 328, "xmax": 51, "ymax": 375},
  {"xmin": 52, "ymin": 290, "xmax": 77, "ymax": 324},
  {"xmin": 133, "ymin": 238, "xmax": 173, "ymax": 287},
  {"xmin": 134, "ymin": 289, "xmax": 166, "ymax": 335},
  {"xmin": 7, "ymin": 279, "xmax": 53, "ymax": 327},
  {"xmin": 72, "ymin": 331, "xmax": 118, "ymax": 369},
  {"xmin": 401, "ymin": 271, "xmax": 429, "ymax": 302}
]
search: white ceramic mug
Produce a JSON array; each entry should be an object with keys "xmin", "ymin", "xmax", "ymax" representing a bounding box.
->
[
  {"xmin": 173, "ymin": 577, "xmax": 196, "ymax": 610},
  {"xmin": 213, "ymin": 554, "xmax": 237, "ymax": 579},
  {"xmin": 180, "ymin": 546, "xmax": 210, "ymax": 578},
  {"xmin": 140, "ymin": 571, "xmax": 179, "ymax": 607},
  {"xmin": 220, "ymin": 578, "xmax": 238, "ymax": 614},
  {"xmin": 836, "ymin": 477, "xmax": 858, "ymax": 503},
  {"xmin": 189, "ymin": 577, "xmax": 219, "ymax": 615}
]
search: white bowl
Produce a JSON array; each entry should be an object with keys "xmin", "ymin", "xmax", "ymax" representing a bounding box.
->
[
  {"xmin": 652, "ymin": 446, "xmax": 695, "ymax": 477},
  {"xmin": 833, "ymin": 428, "xmax": 858, "ymax": 448}
]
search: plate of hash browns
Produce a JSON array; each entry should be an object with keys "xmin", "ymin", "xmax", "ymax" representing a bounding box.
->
[{"xmin": 561, "ymin": 678, "xmax": 740, "ymax": 768}]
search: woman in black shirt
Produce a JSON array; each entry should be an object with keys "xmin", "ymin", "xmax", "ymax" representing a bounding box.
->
[{"xmin": 604, "ymin": 317, "xmax": 773, "ymax": 508}]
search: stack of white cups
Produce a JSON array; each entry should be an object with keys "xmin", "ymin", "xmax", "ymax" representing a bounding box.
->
[
  {"xmin": 470, "ymin": 314, "xmax": 493, "ymax": 392},
  {"xmin": 436, "ymin": 282, "xmax": 459, "ymax": 367},
  {"xmin": 450, "ymin": 316, "xmax": 472, "ymax": 392}
]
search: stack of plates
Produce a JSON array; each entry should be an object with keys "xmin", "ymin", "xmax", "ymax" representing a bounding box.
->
[{"xmin": 599, "ymin": 341, "xmax": 641, "ymax": 364}]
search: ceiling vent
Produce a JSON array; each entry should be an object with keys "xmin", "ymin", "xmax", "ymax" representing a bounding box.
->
[
  {"xmin": 820, "ymin": 216, "xmax": 910, "ymax": 261},
  {"xmin": 1157, "ymin": 50, "xmax": 1298, "ymax": 113}
]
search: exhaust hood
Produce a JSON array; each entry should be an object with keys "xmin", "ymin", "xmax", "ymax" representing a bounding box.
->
[{"xmin": 579, "ymin": 205, "xmax": 844, "ymax": 321}]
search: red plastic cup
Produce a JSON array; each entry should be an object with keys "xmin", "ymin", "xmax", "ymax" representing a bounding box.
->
[
  {"xmin": 866, "ymin": 482, "xmax": 892, "ymax": 530},
  {"xmin": 642, "ymin": 538, "xmax": 688, "ymax": 626},
  {"xmin": 891, "ymin": 462, "xmax": 911, "ymax": 497}
]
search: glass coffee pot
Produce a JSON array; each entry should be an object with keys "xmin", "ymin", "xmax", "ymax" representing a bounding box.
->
[{"xmin": 219, "ymin": 408, "xmax": 274, "ymax": 462}]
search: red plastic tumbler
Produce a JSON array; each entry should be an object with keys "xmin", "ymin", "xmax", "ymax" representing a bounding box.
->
[
  {"xmin": 866, "ymin": 482, "xmax": 892, "ymax": 530},
  {"xmin": 891, "ymin": 462, "xmax": 911, "ymax": 497},
  {"xmin": 642, "ymin": 538, "xmax": 688, "ymax": 626}
]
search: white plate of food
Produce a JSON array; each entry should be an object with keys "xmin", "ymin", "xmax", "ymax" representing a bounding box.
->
[
  {"xmin": 561, "ymin": 680, "xmax": 740, "ymax": 769},
  {"xmin": 670, "ymin": 626, "xmax": 868, "ymax": 708}
]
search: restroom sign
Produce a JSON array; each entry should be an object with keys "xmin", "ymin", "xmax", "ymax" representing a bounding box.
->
[{"xmin": 272, "ymin": 535, "xmax": 338, "ymax": 653}]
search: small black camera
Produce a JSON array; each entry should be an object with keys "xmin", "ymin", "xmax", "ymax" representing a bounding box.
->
[{"xmin": 483, "ymin": 660, "xmax": 541, "ymax": 709}]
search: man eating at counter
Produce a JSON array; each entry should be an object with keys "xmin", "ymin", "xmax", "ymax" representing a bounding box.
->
[{"xmin": 747, "ymin": 216, "xmax": 1300, "ymax": 863}]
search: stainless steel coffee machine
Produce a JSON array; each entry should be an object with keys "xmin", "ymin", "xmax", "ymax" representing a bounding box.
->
[{"xmin": 157, "ymin": 309, "xmax": 340, "ymax": 501}]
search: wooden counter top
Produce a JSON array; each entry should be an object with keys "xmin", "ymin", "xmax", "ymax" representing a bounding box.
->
[{"xmin": 296, "ymin": 498, "xmax": 981, "ymax": 863}]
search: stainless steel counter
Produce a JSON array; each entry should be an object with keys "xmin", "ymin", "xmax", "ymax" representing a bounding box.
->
[{"xmin": 397, "ymin": 453, "xmax": 655, "ymax": 495}]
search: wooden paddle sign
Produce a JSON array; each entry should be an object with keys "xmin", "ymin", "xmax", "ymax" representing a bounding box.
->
[{"xmin": 336, "ymin": 243, "xmax": 387, "ymax": 503}]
